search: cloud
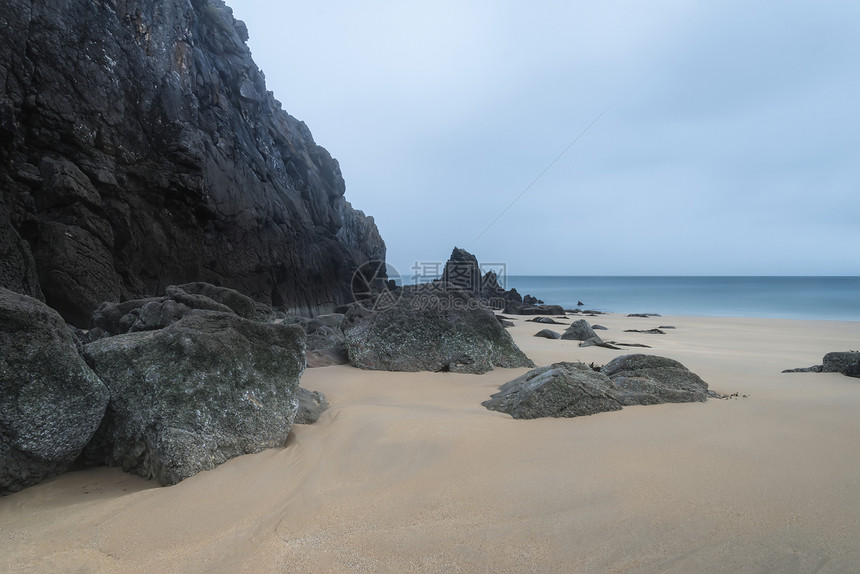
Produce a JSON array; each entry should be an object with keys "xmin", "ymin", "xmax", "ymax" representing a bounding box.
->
[{"xmin": 228, "ymin": 0, "xmax": 860, "ymax": 275}]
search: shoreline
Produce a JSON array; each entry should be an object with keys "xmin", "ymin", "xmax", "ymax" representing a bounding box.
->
[{"xmin": 2, "ymin": 312, "xmax": 860, "ymax": 572}]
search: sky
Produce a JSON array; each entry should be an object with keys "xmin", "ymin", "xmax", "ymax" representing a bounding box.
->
[{"xmin": 226, "ymin": 1, "xmax": 859, "ymax": 277}]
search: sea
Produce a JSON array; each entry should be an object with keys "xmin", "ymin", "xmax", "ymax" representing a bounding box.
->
[{"xmin": 399, "ymin": 276, "xmax": 860, "ymax": 321}]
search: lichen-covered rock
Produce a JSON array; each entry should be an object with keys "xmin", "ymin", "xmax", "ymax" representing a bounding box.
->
[
  {"xmin": 483, "ymin": 362, "xmax": 622, "ymax": 419},
  {"xmin": 0, "ymin": 0, "xmax": 384, "ymax": 326},
  {"xmin": 0, "ymin": 288, "xmax": 109, "ymax": 495},
  {"xmin": 601, "ymin": 354, "xmax": 709, "ymax": 405},
  {"xmin": 81, "ymin": 311, "xmax": 305, "ymax": 486},
  {"xmin": 343, "ymin": 283, "xmax": 534, "ymax": 374},
  {"xmin": 561, "ymin": 319, "xmax": 601, "ymax": 342}
]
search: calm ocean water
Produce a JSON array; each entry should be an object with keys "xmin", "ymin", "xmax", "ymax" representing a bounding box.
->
[{"xmin": 501, "ymin": 276, "xmax": 860, "ymax": 321}]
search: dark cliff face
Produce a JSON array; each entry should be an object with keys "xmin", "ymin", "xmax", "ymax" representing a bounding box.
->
[{"xmin": 0, "ymin": 0, "xmax": 385, "ymax": 326}]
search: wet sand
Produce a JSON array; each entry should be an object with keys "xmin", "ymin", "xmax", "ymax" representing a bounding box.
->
[{"xmin": 2, "ymin": 313, "xmax": 859, "ymax": 573}]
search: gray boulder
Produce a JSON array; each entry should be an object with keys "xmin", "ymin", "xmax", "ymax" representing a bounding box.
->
[
  {"xmin": 81, "ymin": 311, "xmax": 305, "ymax": 486},
  {"xmin": 0, "ymin": 288, "xmax": 109, "ymax": 495},
  {"xmin": 343, "ymin": 283, "xmax": 534, "ymax": 374},
  {"xmin": 483, "ymin": 362, "xmax": 622, "ymax": 419},
  {"xmin": 601, "ymin": 354, "xmax": 709, "ymax": 405},
  {"xmin": 295, "ymin": 388, "xmax": 330, "ymax": 424},
  {"xmin": 535, "ymin": 329, "xmax": 562, "ymax": 340},
  {"xmin": 561, "ymin": 319, "xmax": 601, "ymax": 342}
]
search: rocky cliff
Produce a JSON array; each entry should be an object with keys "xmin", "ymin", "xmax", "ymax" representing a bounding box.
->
[{"xmin": 0, "ymin": 0, "xmax": 385, "ymax": 326}]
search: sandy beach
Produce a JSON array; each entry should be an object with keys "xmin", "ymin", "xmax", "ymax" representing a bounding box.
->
[{"xmin": 2, "ymin": 312, "xmax": 860, "ymax": 573}]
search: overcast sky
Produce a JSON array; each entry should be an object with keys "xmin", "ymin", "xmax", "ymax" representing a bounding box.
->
[{"xmin": 226, "ymin": 1, "xmax": 859, "ymax": 277}]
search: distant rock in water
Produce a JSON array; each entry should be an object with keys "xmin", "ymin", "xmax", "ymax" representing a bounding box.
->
[
  {"xmin": 0, "ymin": 0, "xmax": 384, "ymax": 326},
  {"xmin": 343, "ymin": 283, "xmax": 534, "ymax": 374},
  {"xmin": 1, "ymin": 288, "xmax": 109, "ymax": 495}
]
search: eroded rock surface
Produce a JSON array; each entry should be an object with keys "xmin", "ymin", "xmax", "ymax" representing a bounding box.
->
[{"xmin": 0, "ymin": 0, "xmax": 384, "ymax": 325}]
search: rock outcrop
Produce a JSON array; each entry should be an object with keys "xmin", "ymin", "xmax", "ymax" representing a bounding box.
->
[
  {"xmin": 343, "ymin": 283, "xmax": 534, "ymax": 374},
  {"xmin": 81, "ymin": 311, "xmax": 305, "ymax": 486},
  {"xmin": 0, "ymin": 288, "xmax": 109, "ymax": 495},
  {"xmin": 0, "ymin": 0, "xmax": 384, "ymax": 326}
]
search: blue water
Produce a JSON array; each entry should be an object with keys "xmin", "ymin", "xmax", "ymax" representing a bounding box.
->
[{"xmin": 498, "ymin": 276, "xmax": 860, "ymax": 321}]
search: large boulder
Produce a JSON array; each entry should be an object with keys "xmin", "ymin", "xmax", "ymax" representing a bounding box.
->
[
  {"xmin": 343, "ymin": 283, "xmax": 534, "ymax": 374},
  {"xmin": 483, "ymin": 362, "xmax": 622, "ymax": 419},
  {"xmin": 601, "ymin": 354, "xmax": 709, "ymax": 405},
  {"xmin": 81, "ymin": 311, "xmax": 305, "ymax": 486},
  {"xmin": 561, "ymin": 319, "xmax": 601, "ymax": 342},
  {"xmin": 0, "ymin": 288, "xmax": 109, "ymax": 495}
]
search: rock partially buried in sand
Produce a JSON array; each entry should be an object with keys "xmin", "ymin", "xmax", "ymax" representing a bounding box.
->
[
  {"xmin": 483, "ymin": 362, "xmax": 622, "ymax": 419},
  {"xmin": 601, "ymin": 354, "xmax": 710, "ymax": 405},
  {"xmin": 783, "ymin": 351, "xmax": 860, "ymax": 378},
  {"xmin": 561, "ymin": 319, "xmax": 601, "ymax": 342},
  {"xmin": 484, "ymin": 354, "xmax": 711, "ymax": 419},
  {"xmin": 295, "ymin": 388, "xmax": 330, "ymax": 424},
  {"xmin": 823, "ymin": 352, "xmax": 860, "ymax": 377},
  {"xmin": 0, "ymin": 288, "xmax": 110, "ymax": 495},
  {"xmin": 343, "ymin": 283, "xmax": 534, "ymax": 374},
  {"xmin": 535, "ymin": 329, "xmax": 562, "ymax": 340},
  {"xmin": 81, "ymin": 311, "xmax": 306, "ymax": 486}
]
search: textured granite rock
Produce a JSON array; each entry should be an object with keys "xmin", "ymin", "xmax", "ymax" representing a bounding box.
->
[
  {"xmin": 81, "ymin": 311, "xmax": 305, "ymax": 486},
  {"xmin": 483, "ymin": 362, "xmax": 622, "ymax": 419},
  {"xmin": 601, "ymin": 354, "xmax": 709, "ymax": 405},
  {"xmin": 0, "ymin": 0, "xmax": 384, "ymax": 326},
  {"xmin": 343, "ymin": 283, "xmax": 534, "ymax": 374},
  {"xmin": 0, "ymin": 288, "xmax": 109, "ymax": 495}
]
